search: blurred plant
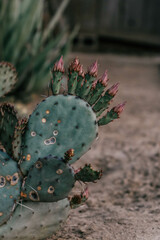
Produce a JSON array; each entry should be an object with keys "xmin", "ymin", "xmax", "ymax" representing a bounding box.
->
[{"xmin": 0, "ymin": 0, "xmax": 77, "ymax": 99}]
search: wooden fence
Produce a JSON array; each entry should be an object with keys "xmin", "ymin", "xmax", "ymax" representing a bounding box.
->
[{"xmin": 66, "ymin": 0, "xmax": 160, "ymax": 46}]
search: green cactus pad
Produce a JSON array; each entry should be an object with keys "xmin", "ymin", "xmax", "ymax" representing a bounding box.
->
[
  {"xmin": 0, "ymin": 150, "xmax": 21, "ymax": 226},
  {"xmin": 75, "ymin": 74, "xmax": 84, "ymax": 96},
  {"xmin": 75, "ymin": 164, "xmax": 102, "ymax": 182},
  {"xmin": 51, "ymin": 71, "xmax": 63, "ymax": 95},
  {"xmin": 0, "ymin": 62, "xmax": 17, "ymax": 97},
  {"xmin": 70, "ymin": 188, "xmax": 89, "ymax": 209},
  {"xmin": 0, "ymin": 104, "xmax": 18, "ymax": 156},
  {"xmin": 12, "ymin": 118, "xmax": 28, "ymax": 161},
  {"xmin": 88, "ymin": 81, "xmax": 106, "ymax": 105},
  {"xmin": 79, "ymin": 73, "xmax": 96, "ymax": 100},
  {"xmin": 98, "ymin": 109, "xmax": 119, "ymax": 126},
  {"xmin": 0, "ymin": 198, "xmax": 70, "ymax": 240},
  {"xmin": 68, "ymin": 71, "xmax": 79, "ymax": 95},
  {"xmin": 22, "ymin": 155, "xmax": 75, "ymax": 202},
  {"xmin": 68, "ymin": 58, "xmax": 81, "ymax": 95},
  {"xmin": 20, "ymin": 95, "xmax": 98, "ymax": 175},
  {"xmin": 93, "ymin": 91, "xmax": 114, "ymax": 116}
]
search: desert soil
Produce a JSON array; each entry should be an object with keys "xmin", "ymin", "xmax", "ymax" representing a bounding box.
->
[{"xmin": 46, "ymin": 52, "xmax": 160, "ymax": 240}]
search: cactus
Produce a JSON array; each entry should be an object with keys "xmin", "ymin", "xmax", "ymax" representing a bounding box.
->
[
  {"xmin": 21, "ymin": 155, "xmax": 75, "ymax": 202},
  {"xmin": 20, "ymin": 94, "xmax": 98, "ymax": 175},
  {"xmin": 12, "ymin": 118, "xmax": 28, "ymax": 161},
  {"xmin": 0, "ymin": 103, "xmax": 18, "ymax": 156},
  {"xmin": 0, "ymin": 62, "xmax": 17, "ymax": 98},
  {"xmin": 0, "ymin": 150, "xmax": 21, "ymax": 226},
  {"xmin": 0, "ymin": 199, "xmax": 70, "ymax": 240},
  {"xmin": 0, "ymin": 57, "xmax": 125, "ymax": 239}
]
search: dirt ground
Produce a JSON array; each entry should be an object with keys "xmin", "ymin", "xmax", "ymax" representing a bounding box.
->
[{"xmin": 47, "ymin": 52, "xmax": 160, "ymax": 240}]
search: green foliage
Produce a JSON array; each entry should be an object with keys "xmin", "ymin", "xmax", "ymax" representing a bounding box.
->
[
  {"xmin": 0, "ymin": 0, "xmax": 73, "ymax": 97},
  {"xmin": 75, "ymin": 164, "xmax": 102, "ymax": 182}
]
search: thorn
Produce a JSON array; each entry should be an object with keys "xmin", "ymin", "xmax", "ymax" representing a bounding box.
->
[{"xmin": 16, "ymin": 201, "xmax": 34, "ymax": 212}]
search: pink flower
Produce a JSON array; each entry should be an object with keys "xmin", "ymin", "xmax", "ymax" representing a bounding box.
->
[
  {"xmin": 113, "ymin": 101, "xmax": 126, "ymax": 115},
  {"xmin": 79, "ymin": 64, "xmax": 85, "ymax": 77},
  {"xmin": 99, "ymin": 70, "xmax": 109, "ymax": 86},
  {"xmin": 53, "ymin": 56, "xmax": 64, "ymax": 72},
  {"xmin": 108, "ymin": 83, "xmax": 119, "ymax": 96},
  {"xmin": 88, "ymin": 61, "xmax": 98, "ymax": 77},
  {"xmin": 74, "ymin": 57, "xmax": 79, "ymax": 65},
  {"xmin": 69, "ymin": 57, "xmax": 81, "ymax": 72}
]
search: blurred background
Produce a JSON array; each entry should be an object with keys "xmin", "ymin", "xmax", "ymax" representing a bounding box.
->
[
  {"xmin": 1, "ymin": 0, "xmax": 160, "ymax": 101},
  {"xmin": 66, "ymin": 0, "xmax": 160, "ymax": 54}
]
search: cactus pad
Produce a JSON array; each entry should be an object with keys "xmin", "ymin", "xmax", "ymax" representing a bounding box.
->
[
  {"xmin": 0, "ymin": 62, "xmax": 17, "ymax": 97},
  {"xmin": 0, "ymin": 104, "xmax": 18, "ymax": 156},
  {"xmin": 75, "ymin": 164, "xmax": 102, "ymax": 182},
  {"xmin": 0, "ymin": 198, "xmax": 70, "ymax": 240},
  {"xmin": 20, "ymin": 95, "xmax": 98, "ymax": 175},
  {"xmin": 22, "ymin": 155, "xmax": 75, "ymax": 202},
  {"xmin": 0, "ymin": 150, "xmax": 21, "ymax": 226},
  {"xmin": 12, "ymin": 118, "xmax": 28, "ymax": 161}
]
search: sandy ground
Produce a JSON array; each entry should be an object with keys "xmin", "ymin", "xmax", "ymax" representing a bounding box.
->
[{"xmin": 46, "ymin": 52, "xmax": 160, "ymax": 240}]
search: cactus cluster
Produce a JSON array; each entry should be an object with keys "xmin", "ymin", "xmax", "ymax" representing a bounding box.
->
[{"xmin": 0, "ymin": 57, "xmax": 125, "ymax": 239}]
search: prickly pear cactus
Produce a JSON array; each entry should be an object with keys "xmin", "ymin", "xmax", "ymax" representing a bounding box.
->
[
  {"xmin": 22, "ymin": 155, "xmax": 75, "ymax": 202},
  {"xmin": 0, "ymin": 62, "xmax": 17, "ymax": 98},
  {"xmin": 20, "ymin": 94, "xmax": 98, "ymax": 175},
  {"xmin": 0, "ymin": 57, "xmax": 125, "ymax": 239},
  {"xmin": 0, "ymin": 104, "xmax": 18, "ymax": 156},
  {"xmin": 12, "ymin": 118, "xmax": 28, "ymax": 161},
  {"xmin": 0, "ymin": 199, "xmax": 70, "ymax": 240},
  {"xmin": 0, "ymin": 150, "xmax": 21, "ymax": 226}
]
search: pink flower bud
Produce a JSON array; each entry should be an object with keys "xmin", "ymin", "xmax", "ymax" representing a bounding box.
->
[
  {"xmin": 74, "ymin": 57, "xmax": 79, "ymax": 65},
  {"xmin": 69, "ymin": 57, "xmax": 81, "ymax": 72},
  {"xmin": 113, "ymin": 101, "xmax": 126, "ymax": 115},
  {"xmin": 108, "ymin": 83, "xmax": 119, "ymax": 96},
  {"xmin": 99, "ymin": 70, "xmax": 109, "ymax": 86},
  {"xmin": 82, "ymin": 188, "xmax": 89, "ymax": 200},
  {"xmin": 88, "ymin": 61, "xmax": 98, "ymax": 77},
  {"xmin": 53, "ymin": 56, "xmax": 64, "ymax": 72},
  {"xmin": 79, "ymin": 64, "xmax": 85, "ymax": 77}
]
